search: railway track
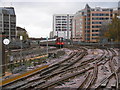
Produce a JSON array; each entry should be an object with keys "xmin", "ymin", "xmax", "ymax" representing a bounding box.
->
[
  {"xmin": 2, "ymin": 47, "xmax": 119, "ymax": 90},
  {"xmin": 94, "ymin": 48, "xmax": 119, "ymax": 90},
  {"xmin": 34, "ymin": 48, "xmax": 106, "ymax": 89},
  {"xmin": 108, "ymin": 48, "xmax": 119, "ymax": 89},
  {"xmin": 2, "ymin": 47, "xmax": 88, "ymax": 89}
]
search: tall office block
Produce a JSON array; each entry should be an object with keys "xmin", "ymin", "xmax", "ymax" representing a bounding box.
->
[
  {"xmin": 53, "ymin": 14, "xmax": 73, "ymax": 39},
  {"xmin": 72, "ymin": 4, "xmax": 113, "ymax": 42},
  {"xmin": 0, "ymin": 7, "xmax": 16, "ymax": 41}
]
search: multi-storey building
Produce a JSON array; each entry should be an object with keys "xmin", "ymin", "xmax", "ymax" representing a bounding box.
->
[
  {"xmin": 113, "ymin": 1, "xmax": 120, "ymax": 17},
  {"xmin": 0, "ymin": 7, "xmax": 16, "ymax": 41},
  {"xmin": 49, "ymin": 31, "xmax": 54, "ymax": 38},
  {"xmin": 118, "ymin": 1, "xmax": 120, "ymax": 12},
  {"xmin": 72, "ymin": 4, "xmax": 113, "ymax": 42},
  {"xmin": 53, "ymin": 14, "xmax": 74, "ymax": 39}
]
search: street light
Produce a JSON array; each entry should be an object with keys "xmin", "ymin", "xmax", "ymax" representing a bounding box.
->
[
  {"xmin": 110, "ymin": 38, "xmax": 113, "ymax": 48},
  {"xmin": 46, "ymin": 37, "xmax": 48, "ymax": 57},
  {"xmin": 3, "ymin": 38, "xmax": 10, "ymax": 74},
  {"xmin": 20, "ymin": 36, "xmax": 23, "ymax": 66}
]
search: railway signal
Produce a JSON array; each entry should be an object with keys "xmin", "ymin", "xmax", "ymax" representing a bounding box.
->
[{"xmin": 3, "ymin": 39, "xmax": 10, "ymax": 45}]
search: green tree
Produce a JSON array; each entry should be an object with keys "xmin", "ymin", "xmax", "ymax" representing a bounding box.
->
[{"xmin": 105, "ymin": 16, "xmax": 120, "ymax": 42}]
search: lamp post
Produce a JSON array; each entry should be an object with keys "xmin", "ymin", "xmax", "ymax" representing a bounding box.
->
[
  {"xmin": 3, "ymin": 38, "xmax": 10, "ymax": 75},
  {"xmin": 110, "ymin": 38, "xmax": 113, "ymax": 48},
  {"xmin": 20, "ymin": 36, "xmax": 23, "ymax": 66},
  {"xmin": 46, "ymin": 37, "xmax": 48, "ymax": 57}
]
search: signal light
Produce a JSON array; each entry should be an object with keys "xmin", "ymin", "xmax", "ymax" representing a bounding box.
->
[
  {"xmin": 61, "ymin": 42, "xmax": 64, "ymax": 45},
  {"xmin": 57, "ymin": 42, "xmax": 60, "ymax": 45}
]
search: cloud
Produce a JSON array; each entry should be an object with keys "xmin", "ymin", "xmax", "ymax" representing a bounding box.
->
[
  {"xmin": 2, "ymin": 0, "xmax": 120, "ymax": 2},
  {"xmin": 14, "ymin": 2, "xmax": 85, "ymax": 38},
  {"xmin": 0, "ymin": 1, "xmax": 118, "ymax": 38}
]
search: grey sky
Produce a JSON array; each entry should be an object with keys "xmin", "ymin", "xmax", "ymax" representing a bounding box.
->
[{"xmin": 0, "ymin": 1, "xmax": 119, "ymax": 38}]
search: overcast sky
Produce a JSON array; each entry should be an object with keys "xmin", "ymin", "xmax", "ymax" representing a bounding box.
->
[{"xmin": 0, "ymin": 0, "xmax": 119, "ymax": 38}]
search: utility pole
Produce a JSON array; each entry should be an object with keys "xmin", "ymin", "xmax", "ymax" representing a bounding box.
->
[
  {"xmin": 46, "ymin": 37, "xmax": 48, "ymax": 57},
  {"xmin": 0, "ymin": 32, "xmax": 6, "ymax": 76},
  {"xmin": 20, "ymin": 36, "xmax": 23, "ymax": 66},
  {"xmin": 67, "ymin": 14, "xmax": 69, "ymax": 43}
]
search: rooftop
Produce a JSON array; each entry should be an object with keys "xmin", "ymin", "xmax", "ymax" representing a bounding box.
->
[{"xmin": 0, "ymin": 7, "xmax": 15, "ymax": 15}]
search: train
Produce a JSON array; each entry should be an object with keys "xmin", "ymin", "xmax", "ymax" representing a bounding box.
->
[
  {"xmin": 39, "ymin": 37, "xmax": 65, "ymax": 48},
  {"xmin": 7, "ymin": 37, "xmax": 65, "ymax": 50},
  {"xmin": 55, "ymin": 37, "xmax": 64, "ymax": 48}
]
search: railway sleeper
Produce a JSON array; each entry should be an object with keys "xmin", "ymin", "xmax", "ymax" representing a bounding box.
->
[
  {"xmin": 40, "ymin": 65, "xmax": 60, "ymax": 76},
  {"xmin": 30, "ymin": 80, "xmax": 46, "ymax": 87},
  {"xmin": 111, "ymin": 82, "xmax": 116, "ymax": 89},
  {"xmin": 61, "ymin": 54, "xmax": 86, "ymax": 70},
  {"xmin": 4, "ymin": 81, "xmax": 28, "ymax": 90},
  {"xmin": 77, "ymin": 72, "xmax": 91, "ymax": 89},
  {"xmin": 17, "ymin": 82, "xmax": 33, "ymax": 90},
  {"xmin": 100, "ymin": 79, "xmax": 109, "ymax": 88}
]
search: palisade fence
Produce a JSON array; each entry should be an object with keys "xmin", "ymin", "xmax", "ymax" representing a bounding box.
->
[{"xmin": 72, "ymin": 41, "xmax": 120, "ymax": 48}]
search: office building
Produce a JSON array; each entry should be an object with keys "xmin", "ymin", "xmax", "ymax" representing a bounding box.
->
[
  {"xmin": 53, "ymin": 14, "xmax": 74, "ymax": 39},
  {"xmin": 0, "ymin": 7, "xmax": 16, "ymax": 41},
  {"xmin": 49, "ymin": 31, "xmax": 54, "ymax": 38},
  {"xmin": 72, "ymin": 4, "xmax": 113, "ymax": 42}
]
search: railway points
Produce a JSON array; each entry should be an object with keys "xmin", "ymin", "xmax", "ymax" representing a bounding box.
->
[{"xmin": 1, "ymin": 45, "xmax": 119, "ymax": 90}]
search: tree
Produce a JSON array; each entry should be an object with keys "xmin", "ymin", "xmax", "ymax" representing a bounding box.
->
[
  {"xmin": 99, "ymin": 20, "xmax": 111, "ymax": 43},
  {"xmin": 102, "ymin": 16, "xmax": 120, "ymax": 42},
  {"xmin": 107, "ymin": 16, "xmax": 120, "ymax": 42}
]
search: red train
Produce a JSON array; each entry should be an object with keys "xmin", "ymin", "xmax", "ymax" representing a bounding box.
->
[
  {"xmin": 38, "ymin": 37, "xmax": 65, "ymax": 48},
  {"xmin": 55, "ymin": 37, "xmax": 64, "ymax": 48}
]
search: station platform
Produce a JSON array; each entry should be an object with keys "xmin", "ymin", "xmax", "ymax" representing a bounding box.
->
[
  {"xmin": 0, "ymin": 72, "xmax": 12, "ymax": 80},
  {"xmin": 0, "ymin": 65, "xmax": 48, "ymax": 86}
]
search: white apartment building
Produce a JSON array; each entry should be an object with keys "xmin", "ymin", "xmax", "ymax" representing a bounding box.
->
[{"xmin": 53, "ymin": 14, "xmax": 73, "ymax": 39}]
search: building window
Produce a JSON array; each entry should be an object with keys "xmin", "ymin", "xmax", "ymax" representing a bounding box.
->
[
  {"xmin": 62, "ymin": 16, "xmax": 67, "ymax": 18},
  {"xmin": 92, "ymin": 34, "xmax": 99, "ymax": 36},
  {"xmin": 92, "ymin": 30, "xmax": 99, "ymax": 32},
  {"xmin": 56, "ymin": 16, "xmax": 61, "ymax": 18},
  {"xmin": 92, "ymin": 26, "xmax": 101, "ymax": 28},
  {"xmin": 85, "ymin": 26, "xmax": 90, "ymax": 28},
  {"xmin": 92, "ymin": 38, "xmax": 97, "ymax": 40},
  {"xmin": 92, "ymin": 22, "xmax": 102, "ymax": 24},
  {"xmin": 80, "ymin": 26, "xmax": 82, "ymax": 29}
]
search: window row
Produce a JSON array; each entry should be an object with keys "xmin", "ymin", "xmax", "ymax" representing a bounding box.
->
[
  {"xmin": 92, "ymin": 22, "xmax": 102, "ymax": 24},
  {"xmin": 56, "ymin": 16, "xmax": 73, "ymax": 18},
  {"xmin": 92, "ymin": 26, "xmax": 101, "ymax": 28},
  {"xmin": 92, "ymin": 17, "xmax": 109, "ymax": 20},
  {"xmin": 56, "ymin": 24, "xmax": 72, "ymax": 26},
  {"xmin": 92, "ymin": 34, "xmax": 99, "ymax": 36},
  {"xmin": 56, "ymin": 27, "xmax": 72, "ymax": 29},
  {"xmin": 56, "ymin": 29, "xmax": 72, "ymax": 31},
  {"xmin": 92, "ymin": 30, "xmax": 99, "ymax": 32},
  {"xmin": 92, "ymin": 13, "xmax": 109, "ymax": 16},
  {"xmin": 92, "ymin": 38, "xmax": 98, "ymax": 40}
]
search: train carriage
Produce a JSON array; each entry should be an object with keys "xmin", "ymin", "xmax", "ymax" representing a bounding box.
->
[{"xmin": 55, "ymin": 37, "xmax": 64, "ymax": 48}]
